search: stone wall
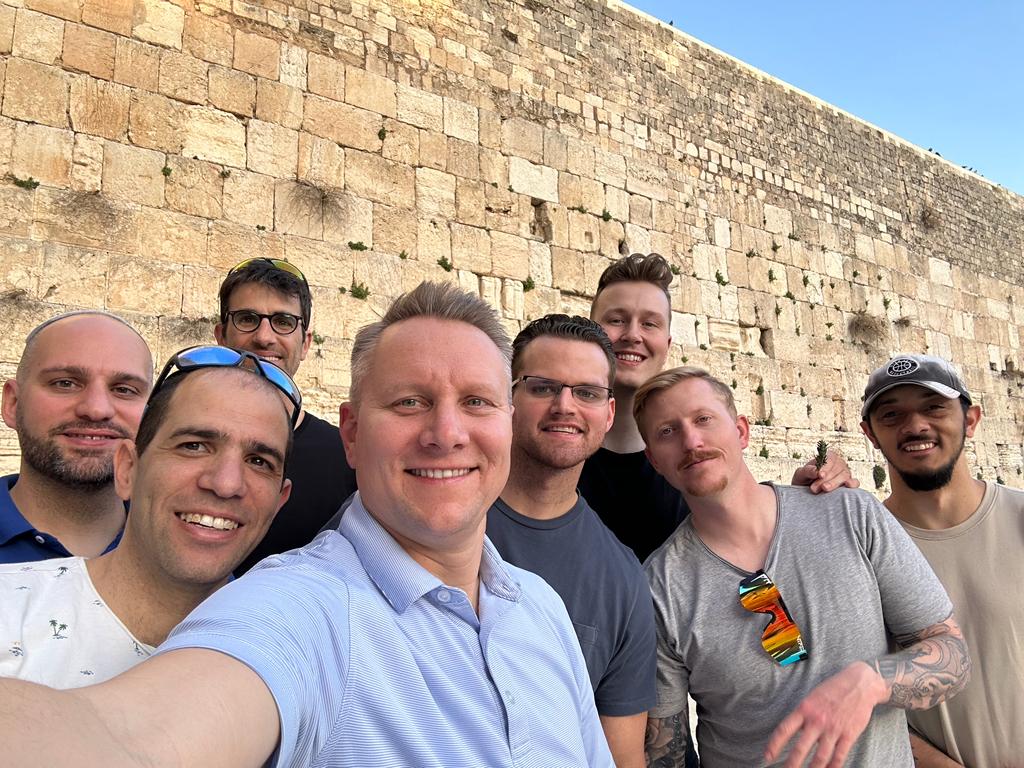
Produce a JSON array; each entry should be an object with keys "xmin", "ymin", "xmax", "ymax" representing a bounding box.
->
[{"xmin": 1, "ymin": 0, "xmax": 1022, "ymax": 490}]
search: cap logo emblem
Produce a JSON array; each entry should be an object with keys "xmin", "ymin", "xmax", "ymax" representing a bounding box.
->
[{"xmin": 886, "ymin": 358, "xmax": 918, "ymax": 377}]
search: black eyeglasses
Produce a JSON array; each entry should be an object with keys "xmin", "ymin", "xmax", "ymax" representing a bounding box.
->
[
  {"xmin": 512, "ymin": 376, "xmax": 613, "ymax": 406},
  {"xmin": 228, "ymin": 258, "xmax": 307, "ymax": 285},
  {"xmin": 226, "ymin": 310, "xmax": 303, "ymax": 335},
  {"xmin": 151, "ymin": 346, "xmax": 303, "ymax": 427}
]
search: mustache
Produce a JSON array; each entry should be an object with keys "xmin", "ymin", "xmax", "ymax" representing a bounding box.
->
[
  {"xmin": 50, "ymin": 421, "xmax": 131, "ymax": 439},
  {"xmin": 678, "ymin": 449, "xmax": 723, "ymax": 469}
]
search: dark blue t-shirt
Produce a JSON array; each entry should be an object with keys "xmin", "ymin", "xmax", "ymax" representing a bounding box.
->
[{"xmin": 486, "ymin": 495, "xmax": 656, "ymax": 717}]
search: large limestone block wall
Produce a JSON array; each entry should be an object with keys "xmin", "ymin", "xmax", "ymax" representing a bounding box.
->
[{"xmin": 0, "ymin": 0, "xmax": 1022, "ymax": 490}]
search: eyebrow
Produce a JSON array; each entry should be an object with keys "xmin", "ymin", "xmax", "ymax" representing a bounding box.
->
[
  {"xmin": 167, "ymin": 427, "xmax": 286, "ymax": 466},
  {"xmin": 38, "ymin": 365, "xmax": 151, "ymax": 388}
]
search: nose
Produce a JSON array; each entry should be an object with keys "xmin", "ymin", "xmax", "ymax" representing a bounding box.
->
[
  {"xmin": 75, "ymin": 382, "xmax": 117, "ymax": 422},
  {"xmin": 197, "ymin": 450, "xmax": 246, "ymax": 499},
  {"xmin": 620, "ymin": 318, "xmax": 643, "ymax": 343},
  {"xmin": 421, "ymin": 401, "xmax": 469, "ymax": 451},
  {"xmin": 549, "ymin": 385, "xmax": 578, "ymax": 414},
  {"xmin": 251, "ymin": 317, "xmax": 278, "ymax": 347},
  {"xmin": 899, "ymin": 410, "xmax": 931, "ymax": 436},
  {"xmin": 678, "ymin": 424, "xmax": 704, "ymax": 451}
]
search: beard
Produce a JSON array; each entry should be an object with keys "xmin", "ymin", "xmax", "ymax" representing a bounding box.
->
[
  {"xmin": 16, "ymin": 416, "xmax": 120, "ymax": 492},
  {"xmin": 891, "ymin": 430, "xmax": 965, "ymax": 493}
]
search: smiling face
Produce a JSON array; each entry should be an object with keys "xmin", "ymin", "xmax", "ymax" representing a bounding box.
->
[
  {"xmin": 591, "ymin": 281, "xmax": 672, "ymax": 391},
  {"xmin": 2, "ymin": 315, "xmax": 153, "ymax": 490},
  {"xmin": 641, "ymin": 377, "xmax": 749, "ymax": 500},
  {"xmin": 340, "ymin": 318, "xmax": 513, "ymax": 561},
  {"xmin": 215, "ymin": 282, "xmax": 312, "ymax": 377},
  {"xmin": 862, "ymin": 384, "xmax": 980, "ymax": 492},
  {"xmin": 512, "ymin": 336, "xmax": 615, "ymax": 472},
  {"xmin": 116, "ymin": 369, "xmax": 291, "ymax": 587}
]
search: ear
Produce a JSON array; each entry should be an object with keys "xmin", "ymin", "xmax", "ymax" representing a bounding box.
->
[
  {"xmin": 299, "ymin": 328, "xmax": 313, "ymax": 362},
  {"xmin": 964, "ymin": 404, "xmax": 982, "ymax": 438},
  {"xmin": 1, "ymin": 379, "xmax": 18, "ymax": 431},
  {"xmin": 273, "ymin": 478, "xmax": 292, "ymax": 518},
  {"xmin": 860, "ymin": 420, "xmax": 881, "ymax": 449},
  {"xmin": 113, "ymin": 440, "xmax": 139, "ymax": 502},
  {"xmin": 213, "ymin": 322, "xmax": 227, "ymax": 345},
  {"xmin": 605, "ymin": 396, "xmax": 616, "ymax": 435},
  {"xmin": 736, "ymin": 414, "xmax": 750, "ymax": 449},
  {"xmin": 339, "ymin": 402, "xmax": 358, "ymax": 468}
]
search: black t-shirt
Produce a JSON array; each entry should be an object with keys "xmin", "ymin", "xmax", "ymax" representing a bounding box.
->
[
  {"xmin": 235, "ymin": 412, "xmax": 357, "ymax": 575},
  {"xmin": 578, "ymin": 447, "xmax": 691, "ymax": 563}
]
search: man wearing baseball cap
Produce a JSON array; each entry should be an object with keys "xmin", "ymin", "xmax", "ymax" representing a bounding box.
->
[{"xmin": 861, "ymin": 354, "xmax": 1024, "ymax": 767}]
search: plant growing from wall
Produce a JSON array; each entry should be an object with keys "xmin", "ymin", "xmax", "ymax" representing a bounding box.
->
[{"xmin": 872, "ymin": 464, "xmax": 887, "ymax": 490}]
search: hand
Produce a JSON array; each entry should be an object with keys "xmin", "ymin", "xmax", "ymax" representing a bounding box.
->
[
  {"xmin": 791, "ymin": 450, "xmax": 860, "ymax": 493},
  {"xmin": 765, "ymin": 661, "xmax": 885, "ymax": 768}
]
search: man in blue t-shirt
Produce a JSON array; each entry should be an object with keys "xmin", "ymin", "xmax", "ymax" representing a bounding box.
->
[
  {"xmin": 486, "ymin": 314, "xmax": 655, "ymax": 768},
  {"xmin": 1, "ymin": 311, "xmax": 153, "ymax": 564}
]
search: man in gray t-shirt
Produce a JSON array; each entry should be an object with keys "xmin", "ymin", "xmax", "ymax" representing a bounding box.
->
[{"xmin": 633, "ymin": 367, "xmax": 970, "ymax": 767}]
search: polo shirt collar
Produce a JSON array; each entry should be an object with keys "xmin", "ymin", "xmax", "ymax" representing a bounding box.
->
[
  {"xmin": 340, "ymin": 492, "xmax": 521, "ymax": 613},
  {"xmin": 0, "ymin": 474, "xmax": 32, "ymax": 547}
]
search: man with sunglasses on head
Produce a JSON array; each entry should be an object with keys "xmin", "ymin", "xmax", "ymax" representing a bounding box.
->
[
  {"xmin": 1, "ymin": 311, "xmax": 153, "ymax": 564},
  {"xmin": 635, "ymin": 367, "xmax": 969, "ymax": 767},
  {"xmin": 215, "ymin": 258, "xmax": 356, "ymax": 573},
  {"xmin": 0, "ymin": 345, "xmax": 294, "ymax": 687},
  {"xmin": 861, "ymin": 355, "xmax": 1024, "ymax": 767}
]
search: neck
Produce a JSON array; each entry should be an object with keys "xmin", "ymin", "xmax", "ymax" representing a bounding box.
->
[
  {"xmin": 603, "ymin": 385, "xmax": 645, "ymax": 453},
  {"xmin": 884, "ymin": 461, "xmax": 986, "ymax": 530},
  {"xmin": 501, "ymin": 452, "xmax": 581, "ymax": 520},
  {"xmin": 85, "ymin": 544, "xmax": 227, "ymax": 647},
  {"xmin": 9, "ymin": 467, "xmax": 126, "ymax": 558},
  {"xmin": 687, "ymin": 471, "xmax": 777, "ymax": 572}
]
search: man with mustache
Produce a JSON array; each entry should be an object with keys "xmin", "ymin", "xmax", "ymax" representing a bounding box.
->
[
  {"xmin": 0, "ymin": 346, "xmax": 294, "ymax": 687},
  {"xmin": 1, "ymin": 311, "xmax": 153, "ymax": 563},
  {"xmin": 636, "ymin": 366, "xmax": 969, "ymax": 767},
  {"xmin": 861, "ymin": 354, "xmax": 1024, "ymax": 767}
]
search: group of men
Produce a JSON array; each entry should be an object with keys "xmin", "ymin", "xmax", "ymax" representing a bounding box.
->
[{"xmin": 0, "ymin": 252, "xmax": 1019, "ymax": 767}]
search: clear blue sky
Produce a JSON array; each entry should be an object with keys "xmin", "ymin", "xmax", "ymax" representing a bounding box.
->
[{"xmin": 623, "ymin": 1, "xmax": 1024, "ymax": 196}]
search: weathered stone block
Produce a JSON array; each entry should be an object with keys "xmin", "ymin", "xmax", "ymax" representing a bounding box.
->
[
  {"xmin": 132, "ymin": 0, "xmax": 184, "ymax": 50},
  {"xmin": 70, "ymin": 77, "xmax": 130, "ymax": 139},
  {"xmin": 0, "ymin": 238, "xmax": 43, "ymax": 297},
  {"xmin": 417, "ymin": 129, "xmax": 446, "ymax": 171},
  {"xmin": 568, "ymin": 210, "xmax": 599, "ymax": 253},
  {"xmin": 114, "ymin": 37, "xmax": 159, "ymax": 90},
  {"xmin": 322, "ymin": 191, "xmax": 372, "ymax": 247},
  {"xmin": 2, "ymin": 58, "xmax": 69, "ymax": 128},
  {"xmin": 500, "ymin": 117, "xmax": 543, "ymax": 164},
  {"xmin": 447, "ymin": 138, "xmax": 479, "ymax": 180},
  {"xmin": 307, "ymin": 52, "xmax": 345, "ymax": 101},
  {"xmin": 298, "ymin": 133, "xmax": 345, "ymax": 191},
  {"xmin": 278, "ymin": 42, "xmax": 307, "ymax": 90},
  {"xmin": 34, "ymin": 187, "xmax": 139, "ymax": 251},
  {"xmin": 396, "ymin": 83, "xmax": 442, "ymax": 130},
  {"xmin": 107, "ymin": 256, "xmax": 182, "ymax": 314},
  {"xmin": 82, "ymin": 0, "xmax": 133, "ymax": 36},
  {"xmin": 233, "ymin": 30, "xmax": 279, "ymax": 80},
  {"xmin": 26, "ymin": 0, "xmax": 80, "ymax": 21},
  {"xmin": 101, "ymin": 140, "xmax": 165, "ymax": 207},
  {"xmin": 345, "ymin": 150, "xmax": 414, "ymax": 208},
  {"xmin": 183, "ymin": 12, "xmax": 232, "ymax": 66},
  {"xmin": 164, "ymin": 156, "xmax": 223, "ymax": 219},
  {"xmin": 443, "ymin": 97, "xmax": 478, "ymax": 143},
  {"xmin": 38, "ymin": 243, "xmax": 108, "ymax": 309},
  {"xmin": 62, "ymin": 23, "xmax": 116, "ymax": 79},
  {"xmin": 13, "ymin": 8, "xmax": 64, "ymax": 65},
  {"xmin": 508, "ymin": 157, "xmax": 557, "ymax": 202},
  {"xmin": 159, "ymin": 50, "xmax": 208, "ymax": 104},
  {"xmin": 137, "ymin": 206, "xmax": 208, "ymax": 263},
  {"xmin": 381, "ymin": 118, "xmax": 418, "ymax": 165},
  {"xmin": 128, "ymin": 90, "xmax": 185, "ymax": 153},
  {"xmin": 11, "ymin": 123, "xmax": 73, "ymax": 187},
  {"xmin": 222, "ymin": 169, "xmax": 273, "ymax": 227},
  {"xmin": 182, "ymin": 106, "xmax": 245, "ymax": 168},
  {"xmin": 416, "ymin": 167, "xmax": 456, "ymax": 218},
  {"xmin": 255, "ymin": 79, "xmax": 303, "ymax": 129},
  {"xmin": 372, "ymin": 203, "xmax": 417, "ymax": 259},
  {"xmin": 70, "ymin": 133, "xmax": 103, "ymax": 192},
  {"xmin": 303, "ymin": 96, "xmax": 382, "ymax": 153},
  {"xmin": 764, "ymin": 204, "xmax": 792, "ymax": 236},
  {"xmin": 451, "ymin": 222, "xmax": 491, "ymax": 273},
  {"xmin": 345, "ymin": 65, "xmax": 395, "ymax": 117},
  {"xmin": 246, "ymin": 119, "xmax": 298, "ymax": 177},
  {"xmin": 274, "ymin": 180, "xmax": 323, "ymax": 239},
  {"xmin": 207, "ymin": 221, "xmax": 283, "ymax": 270},
  {"xmin": 417, "ymin": 217, "xmax": 451, "ymax": 262},
  {"xmin": 491, "ymin": 230, "xmax": 530, "ymax": 280},
  {"xmin": 594, "ymin": 147, "xmax": 626, "ymax": 188},
  {"xmin": 0, "ymin": 7, "xmax": 14, "ymax": 55},
  {"xmin": 0, "ymin": 186, "xmax": 35, "ymax": 238},
  {"xmin": 209, "ymin": 65, "xmax": 255, "ymax": 117},
  {"xmin": 180, "ymin": 264, "xmax": 221, "ymax": 318}
]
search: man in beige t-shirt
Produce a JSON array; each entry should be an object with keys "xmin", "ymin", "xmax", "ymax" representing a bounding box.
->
[{"xmin": 862, "ymin": 354, "xmax": 1024, "ymax": 768}]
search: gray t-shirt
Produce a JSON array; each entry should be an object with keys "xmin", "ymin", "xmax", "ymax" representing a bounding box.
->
[{"xmin": 645, "ymin": 485, "xmax": 952, "ymax": 767}]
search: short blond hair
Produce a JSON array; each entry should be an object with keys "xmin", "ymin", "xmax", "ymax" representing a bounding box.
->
[{"xmin": 633, "ymin": 366, "xmax": 737, "ymax": 440}]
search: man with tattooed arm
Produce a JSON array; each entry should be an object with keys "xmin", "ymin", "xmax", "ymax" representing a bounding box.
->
[{"xmin": 636, "ymin": 367, "xmax": 970, "ymax": 767}]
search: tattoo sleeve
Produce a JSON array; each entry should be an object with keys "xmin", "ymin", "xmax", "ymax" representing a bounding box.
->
[
  {"xmin": 645, "ymin": 711, "xmax": 690, "ymax": 768},
  {"xmin": 874, "ymin": 613, "xmax": 971, "ymax": 710}
]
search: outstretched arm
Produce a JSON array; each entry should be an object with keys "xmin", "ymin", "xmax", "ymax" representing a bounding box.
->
[
  {"xmin": 0, "ymin": 649, "xmax": 280, "ymax": 768},
  {"xmin": 764, "ymin": 613, "xmax": 969, "ymax": 768}
]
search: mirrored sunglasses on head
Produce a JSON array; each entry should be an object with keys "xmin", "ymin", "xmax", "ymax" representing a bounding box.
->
[{"xmin": 151, "ymin": 345, "xmax": 303, "ymax": 427}]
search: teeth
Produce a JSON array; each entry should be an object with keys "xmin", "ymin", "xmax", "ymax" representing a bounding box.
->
[
  {"xmin": 903, "ymin": 442, "xmax": 936, "ymax": 452},
  {"xmin": 547, "ymin": 426, "xmax": 581, "ymax": 434},
  {"xmin": 178, "ymin": 513, "xmax": 239, "ymax": 530},
  {"xmin": 617, "ymin": 353, "xmax": 643, "ymax": 363},
  {"xmin": 409, "ymin": 468, "xmax": 473, "ymax": 479}
]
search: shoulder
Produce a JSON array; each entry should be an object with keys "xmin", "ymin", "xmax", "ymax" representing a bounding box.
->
[
  {"xmin": 991, "ymin": 481, "xmax": 1024, "ymax": 512},
  {"xmin": 643, "ymin": 521, "xmax": 697, "ymax": 592}
]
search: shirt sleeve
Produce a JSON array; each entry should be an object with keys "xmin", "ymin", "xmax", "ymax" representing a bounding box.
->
[
  {"xmin": 593, "ymin": 572, "xmax": 658, "ymax": 716},
  {"xmin": 156, "ymin": 563, "xmax": 350, "ymax": 768}
]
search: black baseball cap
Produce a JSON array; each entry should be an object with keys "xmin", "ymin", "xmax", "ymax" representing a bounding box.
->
[{"xmin": 862, "ymin": 354, "xmax": 971, "ymax": 420}]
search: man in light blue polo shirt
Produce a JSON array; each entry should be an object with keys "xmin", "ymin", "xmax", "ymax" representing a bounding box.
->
[{"xmin": 0, "ymin": 282, "xmax": 612, "ymax": 768}]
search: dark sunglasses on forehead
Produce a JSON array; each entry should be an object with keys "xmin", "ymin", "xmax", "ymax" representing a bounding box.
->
[
  {"xmin": 228, "ymin": 257, "xmax": 308, "ymax": 285},
  {"xmin": 150, "ymin": 346, "xmax": 303, "ymax": 428},
  {"xmin": 738, "ymin": 569, "xmax": 808, "ymax": 666}
]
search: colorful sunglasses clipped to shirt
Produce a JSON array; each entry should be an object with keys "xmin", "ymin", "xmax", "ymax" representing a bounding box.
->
[
  {"xmin": 151, "ymin": 345, "xmax": 303, "ymax": 427},
  {"xmin": 228, "ymin": 257, "xmax": 308, "ymax": 286},
  {"xmin": 739, "ymin": 570, "xmax": 808, "ymax": 666}
]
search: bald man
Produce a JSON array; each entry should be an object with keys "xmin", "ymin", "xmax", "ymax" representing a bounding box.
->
[{"xmin": 1, "ymin": 311, "xmax": 154, "ymax": 563}]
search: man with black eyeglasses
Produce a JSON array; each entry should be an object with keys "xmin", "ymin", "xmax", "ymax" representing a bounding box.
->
[
  {"xmin": 635, "ymin": 366, "xmax": 969, "ymax": 767},
  {"xmin": 214, "ymin": 258, "xmax": 356, "ymax": 573},
  {"xmin": 484, "ymin": 314, "xmax": 656, "ymax": 768}
]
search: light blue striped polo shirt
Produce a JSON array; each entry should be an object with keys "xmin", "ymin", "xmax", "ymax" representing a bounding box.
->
[{"xmin": 159, "ymin": 493, "xmax": 612, "ymax": 767}]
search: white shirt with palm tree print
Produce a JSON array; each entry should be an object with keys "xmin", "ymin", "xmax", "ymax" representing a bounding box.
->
[{"xmin": 0, "ymin": 557, "xmax": 153, "ymax": 688}]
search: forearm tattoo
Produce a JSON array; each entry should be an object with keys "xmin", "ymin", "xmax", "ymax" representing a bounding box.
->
[
  {"xmin": 875, "ymin": 614, "xmax": 971, "ymax": 710},
  {"xmin": 645, "ymin": 712, "xmax": 689, "ymax": 768}
]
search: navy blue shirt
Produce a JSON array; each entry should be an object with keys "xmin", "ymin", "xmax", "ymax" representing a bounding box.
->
[{"xmin": 0, "ymin": 474, "xmax": 121, "ymax": 564}]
